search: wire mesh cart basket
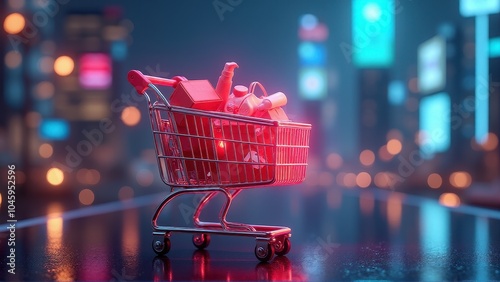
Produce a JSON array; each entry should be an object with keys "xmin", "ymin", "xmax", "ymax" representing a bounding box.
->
[{"xmin": 128, "ymin": 70, "xmax": 311, "ymax": 262}]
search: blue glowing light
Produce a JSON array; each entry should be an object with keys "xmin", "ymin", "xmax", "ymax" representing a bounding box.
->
[
  {"xmin": 460, "ymin": 0, "xmax": 500, "ymax": 17},
  {"xmin": 39, "ymin": 119, "xmax": 70, "ymax": 140},
  {"xmin": 419, "ymin": 92, "xmax": 451, "ymax": 158},
  {"xmin": 111, "ymin": 41, "xmax": 127, "ymax": 61},
  {"xmin": 300, "ymin": 14, "xmax": 318, "ymax": 30},
  {"xmin": 388, "ymin": 80, "xmax": 406, "ymax": 106},
  {"xmin": 489, "ymin": 37, "xmax": 500, "ymax": 58},
  {"xmin": 418, "ymin": 36, "xmax": 446, "ymax": 94},
  {"xmin": 298, "ymin": 68, "xmax": 327, "ymax": 100},
  {"xmin": 298, "ymin": 42, "xmax": 326, "ymax": 66},
  {"xmin": 352, "ymin": 0, "xmax": 395, "ymax": 67},
  {"xmin": 363, "ymin": 3, "xmax": 382, "ymax": 21},
  {"xmin": 475, "ymin": 15, "xmax": 489, "ymax": 144}
]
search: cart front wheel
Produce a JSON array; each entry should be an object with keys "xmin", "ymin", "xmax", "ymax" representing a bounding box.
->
[
  {"xmin": 275, "ymin": 237, "xmax": 291, "ymax": 256},
  {"xmin": 192, "ymin": 233, "xmax": 211, "ymax": 249},
  {"xmin": 255, "ymin": 243, "xmax": 275, "ymax": 262},
  {"xmin": 152, "ymin": 237, "xmax": 171, "ymax": 256}
]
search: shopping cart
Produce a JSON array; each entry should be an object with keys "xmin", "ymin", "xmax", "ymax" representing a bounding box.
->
[{"xmin": 128, "ymin": 70, "xmax": 311, "ymax": 262}]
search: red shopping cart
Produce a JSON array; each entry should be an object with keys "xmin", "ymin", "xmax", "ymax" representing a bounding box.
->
[{"xmin": 128, "ymin": 70, "xmax": 311, "ymax": 262}]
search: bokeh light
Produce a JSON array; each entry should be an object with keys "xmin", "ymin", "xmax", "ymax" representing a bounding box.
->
[
  {"xmin": 359, "ymin": 149, "xmax": 375, "ymax": 166},
  {"xmin": 136, "ymin": 169, "xmax": 154, "ymax": 187},
  {"xmin": 356, "ymin": 172, "xmax": 371, "ymax": 188},
  {"xmin": 344, "ymin": 173, "xmax": 357, "ymax": 188},
  {"xmin": 54, "ymin": 56, "xmax": 74, "ymax": 76},
  {"xmin": 3, "ymin": 13, "xmax": 25, "ymax": 34},
  {"xmin": 449, "ymin": 171, "xmax": 472, "ymax": 189},
  {"xmin": 427, "ymin": 173, "xmax": 442, "ymax": 189},
  {"xmin": 363, "ymin": 3, "xmax": 382, "ymax": 21},
  {"xmin": 39, "ymin": 56, "xmax": 55, "ymax": 74},
  {"xmin": 5, "ymin": 51, "xmax": 22, "ymax": 68},
  {"xmin": 378, "ymin": 145, "xmax": 393, "ymax": 161},
  {"xmin": 26, "ymin": 111, "xmax": 41, "ymax": 128},
  {"xmin": 39, "ymin": 143, "xmax": 54, "ymax": 158},
  {"xmin": 374, "ymin": 172, "xmax": 390, "ymax": 188},
  {"xmin": 439, "ymin": 193, "xmax": 461, "ymax": 207},
  {"xmin": 121, "ymin": 106, "xmax": 141, "ymax": 126},
  {"xmin": 47, "ymin": 168, "xmax": 64, "ymax": 186},
  {"xmin": 387, "ymin": 139, "xmax": 402, "ymax": 155},
  {"xmin": 482, "ymin": 133, "xmax": 498, "ymax": 151},
  {"xmin": 79, "ymin": 189, "xmax": 95, "ymax": 205},
  {"xmin": 76, "ymin": 168, "xmax": 101, "ymax": 185},
  {"xmin": 34, "ymin": 81, "xmax": 55, "ymax": 99},
  {"xmin": 326, "ymin": 152, "xmax": 343, "ymax": 170},
  {"xmin": 119, "ymin": 186, "xmax": 135, "ymax": 202}
]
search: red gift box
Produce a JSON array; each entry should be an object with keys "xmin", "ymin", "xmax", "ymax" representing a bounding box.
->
[{"xmin": 170, "ymin": 80, "xmax": 222, "ymax": 126}]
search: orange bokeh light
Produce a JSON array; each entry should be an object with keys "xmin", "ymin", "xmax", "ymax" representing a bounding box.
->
[
  {"xmin": 121, "ymin": 106, "xmax": 141, "ymax": 126},
  {"xmin": 378, "ymin": 145, "xmax": 393, "ymax": 161},
  {"xmin": 427, "ymin": 173, "xmax": 442, "ymax": 189},
  {"xmin": 79, "ymin": 189, "xmax": 95, "ymax": 205},
  {"xmin": 3, "ymin": 13, "xmax": 25, "ymax": 34},
  {"xmin": 53, "ymin": 56, "xmax": 74, "ymax": 76},
  {"xmin": 46, "ymin": 168, "xmax": 64, "ymax": 186},
  {"xmin": 387, "ymin": 139, "xmax": 402, "ymax": 155},
  {"xmin": 5, "ymin": 51, "xmax": 22, "ymax": 68},
  {"xmin": 326, "ymin": 153, "xmax": 343, "ymax": 170},
  {"xmin": 482, "ymin": 133, "xmax": 498, "ymax": 151},
  {"xmin": 39, "ymin": 143, "xmax": 54, "ymax": 158},
  {"xmin": 359, "ymin": 149, "xmax": 375, "ymax": 166},
  {"xmin": 449, "ymin": 171, "xmax": 472, "ymax": 189},
  {"xmin": 356, "ymin": 172, "xmax": 371, "ymax": 188},
  {"xmin": 439, "ymin": 193, "xmax": 461, "ymax": 207},
  {"xmin": 344, "ymin": 173, "xmax": 357, "ymax": 188}
]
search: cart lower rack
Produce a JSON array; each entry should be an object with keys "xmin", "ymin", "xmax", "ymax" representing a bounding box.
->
[{"xmin": 128, "ymin": 70, "xmax": 311, "ymax": 262}]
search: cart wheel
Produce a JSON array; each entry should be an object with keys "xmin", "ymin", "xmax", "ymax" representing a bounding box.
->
[
  {"xmin": 275, "ymin": 237, "xmax": 291, "ymax": 256},
  {"xmin": 192, "ymin": 233, "xmax": 211, "ymax": 249},
  {"xmin": 255, "ymin": 243, "xmax": 275, "ymax": 262},
  {"xmin": 152, "ymin": 237, "xmax": 171, "ymax": 256}
]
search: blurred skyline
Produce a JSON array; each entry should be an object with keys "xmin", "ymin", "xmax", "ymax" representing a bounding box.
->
[{"xmin": 1, "ymin": 0, "xmax": 499, "ymax": 208}]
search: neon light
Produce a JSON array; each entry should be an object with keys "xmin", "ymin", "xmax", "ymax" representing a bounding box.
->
[
  {"xmin": 388, "ymin": 80, "xmax": 405, "ymax": 105},
  {"xmin": 460, "ymin": 0, "xmax": 500, "ymax": 16},
  {"xmin": 300, "ymin": 14, "xmax": 318, "ymax": 30},
  {"xmin": 299, "ymin": 68, "xmax": 327, "ymax": 100},
  {"xmin": 418, "ymin": 36, "xmax": 446, "ymax": 94},
  {"xmin": 298, "ymin": 42, "xmax": 326, "ymax": 66},
  {"xmin": 475, "ymin": 15, "xmax": 489, "ymax": 144},
  {"xmin": 79, "ymin": 53, "xmax": 112, "ymax": 90},
  {"xmin": 352, "ymin": 0, "xmax": 395, "ymax": 67},
  {"xmin": 419, "ymin": 92, "xmax": 450, "ymax": 158},
  {"xmin": 489, "ymin": 37, "xmax": 500, "ymax": 58},
  {"xmin": 39, "ymin": 119, "xmax": 70, "ymax": 140}
]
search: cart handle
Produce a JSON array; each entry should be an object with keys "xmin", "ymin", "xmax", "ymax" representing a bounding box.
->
[{"xmin": 128, "ymin": 70, "xmax": 188, "ymax": 93}]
